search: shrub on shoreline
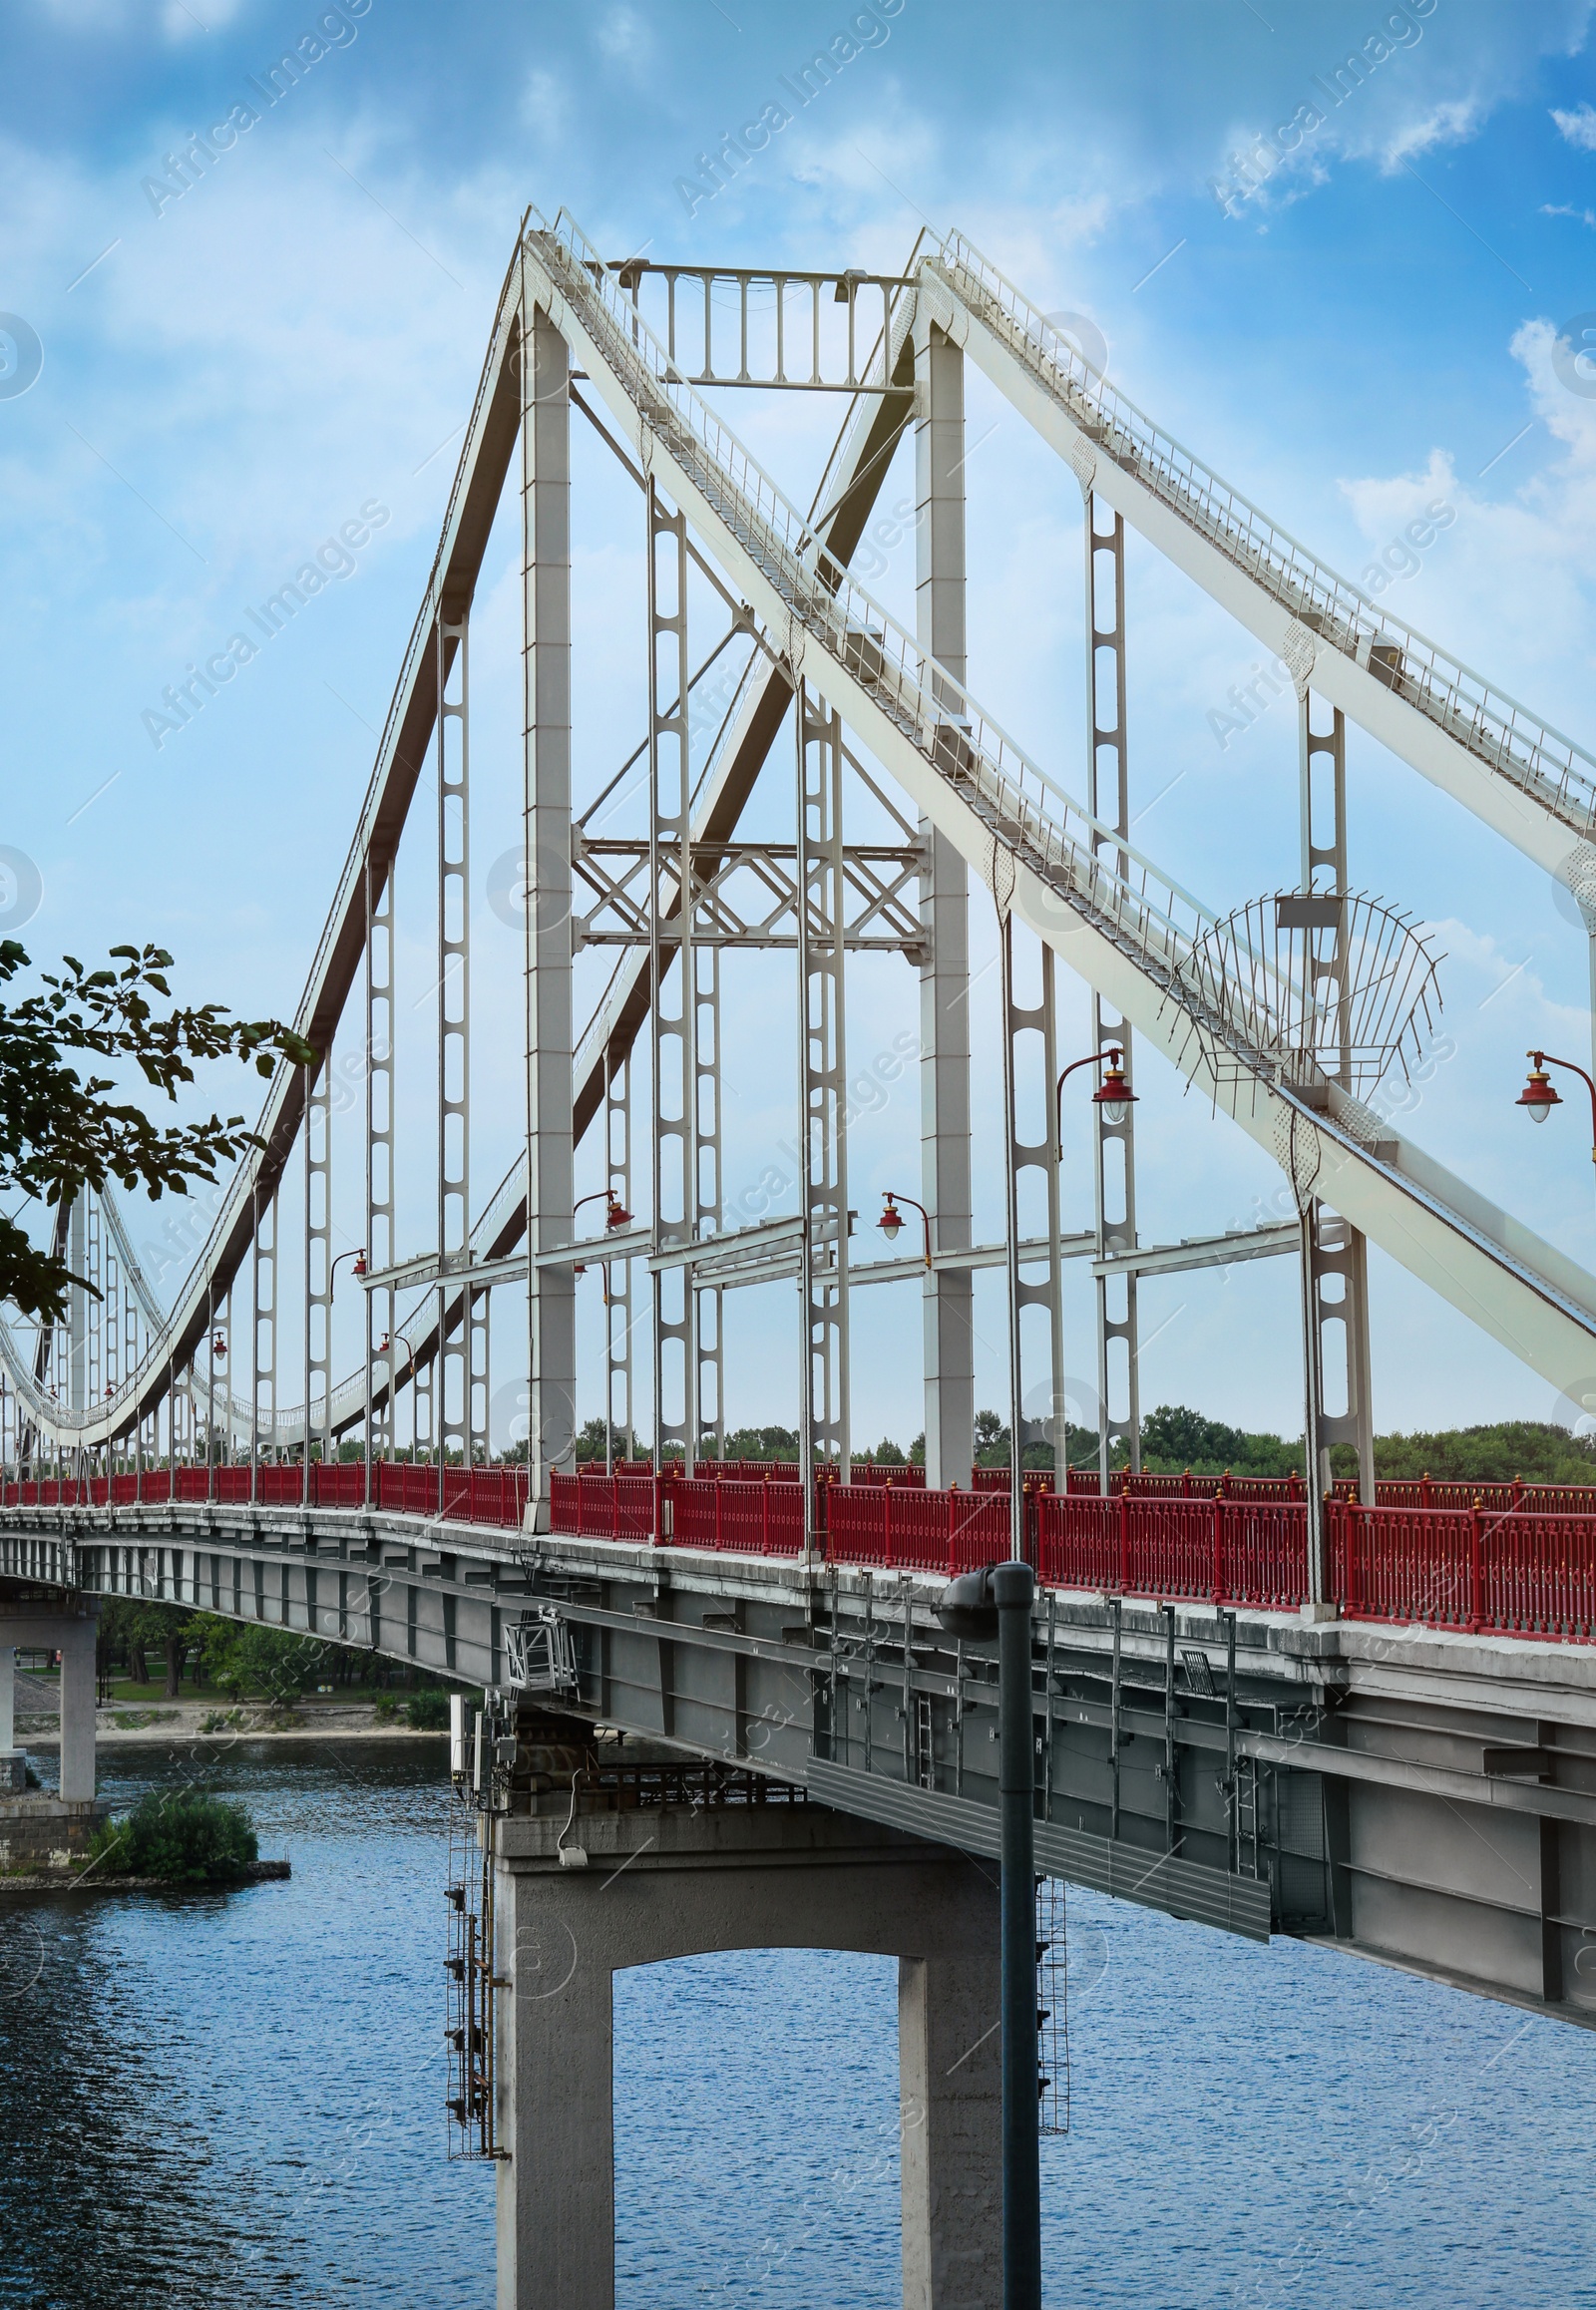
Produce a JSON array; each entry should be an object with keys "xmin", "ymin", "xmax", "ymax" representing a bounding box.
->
[{"xmin": 89, "ymin": 1790, "xmax": 259, "ymax": 1881}]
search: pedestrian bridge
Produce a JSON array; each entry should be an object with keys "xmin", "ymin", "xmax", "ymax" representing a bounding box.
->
[{"xmin": 5, "ymin": 1459, "xmax": 1593, "ymax": 2036}]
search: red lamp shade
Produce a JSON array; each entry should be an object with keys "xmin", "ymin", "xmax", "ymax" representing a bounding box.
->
[
  {"xmin": 352, "ymin": 1250, "xmax": 368, "ymax": 1277},
  {"xmin": 210, "ymin": 1333, "xmax": 227, "ymax": 1360},
  {"xmin": 1092, "ymin": 1050, "xmax": 1135, "ymax": 1127},
  {"xmin": 1517, "ymin": 1064, "xmax": 1561, "ymax": 1124},
  {"xmin": 878, "ymin": 1197, "xmax": 904, "ymax": 1243},
  {"xmin": 605, "ymin": 1195, "xmax": 633, "ymax": 1230}
]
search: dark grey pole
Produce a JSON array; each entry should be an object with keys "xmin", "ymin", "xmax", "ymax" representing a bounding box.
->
[{"xmin": 995, "ymin": 1555, "xmax": 1040, "ymax": 2310}]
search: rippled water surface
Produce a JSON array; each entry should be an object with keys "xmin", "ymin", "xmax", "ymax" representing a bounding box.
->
[{"xmin": 3, "ymin": 1743, "xmax": 1595, "ymax": 2308}]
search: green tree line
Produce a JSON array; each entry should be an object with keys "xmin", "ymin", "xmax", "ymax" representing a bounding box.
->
[{"xmin": 569, "ymin": 1406, "xmax": 1596, "ymax": 1486}]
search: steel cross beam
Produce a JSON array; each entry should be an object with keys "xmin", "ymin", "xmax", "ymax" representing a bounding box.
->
[
  {"xmin": 616, "ymin": 259, "xmax": 915, "ymax": 393},
  {"xmin": 572, "ymin": 836, "xmax": 925, "ymax": 952}
]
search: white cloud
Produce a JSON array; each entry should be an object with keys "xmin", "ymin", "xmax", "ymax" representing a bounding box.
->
[
  {"xmin": 1552, "ymin": 101, "xmax": 1596, "ymax": 149},
  {"xmin": 1380, "ymin": 97, "xmax": 1483, "ymax": 171},
  {"xmin": 593, "ymin": 5, "xmax": 653, "ymax": 76},
  {"xmin": 1541, "ymin": 200, "xmax": 1596, "ymax": 225},
  {"xmin": 1317, "ymin": 320, "xmax": 1596, "ymax": 764}
]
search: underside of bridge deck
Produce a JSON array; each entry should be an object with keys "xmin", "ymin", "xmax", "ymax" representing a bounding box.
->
[{"xmin": 7, "ymin": 1505, "xmax": 1595, "ymax": 2029}]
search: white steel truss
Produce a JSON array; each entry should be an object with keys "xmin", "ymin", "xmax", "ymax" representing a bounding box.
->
[{"xmin": 8, "ymin": 202, "xmax": 1596, "ymax": 1574}]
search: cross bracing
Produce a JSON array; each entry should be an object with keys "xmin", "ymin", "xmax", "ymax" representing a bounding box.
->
[{"xmin": 5, "ymin": 200, "xmax": 1596, "ymax": 1513}]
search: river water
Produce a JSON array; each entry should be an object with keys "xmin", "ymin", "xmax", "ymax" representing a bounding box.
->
[{"xmin": 2, "ymin": 1742, "xmax": 1593, "ymax": 2309}]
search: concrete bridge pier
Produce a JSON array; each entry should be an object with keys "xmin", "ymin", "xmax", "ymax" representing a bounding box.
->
[
  {"xmin": 492, "ymin": 1800, "xmax": 1001, "ymax": 2310},
  {"xmin": 0, "ymin": 1598, "xmax": 101, "ymax": 1866}
]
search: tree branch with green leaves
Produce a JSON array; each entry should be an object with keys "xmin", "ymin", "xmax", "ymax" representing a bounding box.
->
[{"xmin": 0, "ymin": 939, "xmax": 314, "ymax": 1325}]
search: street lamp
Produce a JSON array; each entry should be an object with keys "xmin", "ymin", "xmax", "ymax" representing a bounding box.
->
[
  {"xmin": 572, "ymin": 1189, "xmax": 633, "ymax": 1280},
  {"xmin": 378, "ymin": 1324, "xmax": 423, "ymax": 1462},
  {"xmin": 574, "ymin": 1188, "xmax": 633, "ymax": 1231},
  {"xmin": 1056, "ymin": 1043, "xmax": 1136, "ymax": 1139},
  {"xmin": 573, "ymin": 1190, "xmax": 635, "ymax": 1469},
  {"xmin": 331, "ymin": 1247, "xmax": 368, "ymax": 1288},
  {"xmin": 1515, "ymin": 1049, "xmax": 1596, "ymax": 1160},
  {"xmin": 877, "ymin": 1190, "xmax": 932, "ymax": 1269}
]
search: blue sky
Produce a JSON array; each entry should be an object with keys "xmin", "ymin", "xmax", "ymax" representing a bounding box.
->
[{"xmin": 6, "ymin": 0, "xmax": 1596, "ymax": 1449}]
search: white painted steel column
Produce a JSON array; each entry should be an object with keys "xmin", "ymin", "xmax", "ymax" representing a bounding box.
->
[
  {"xmin": 1085, "ymin": 496, "xmax": 1141, "ymax": 1479},
  {"xmin": 304, "ymin": 1055, "xmax": 332, "ymax": 1486},
  {"xmin": 648, "ymin": 482, "xmax": 696, "ymax": 1462},
  {"xmin": 365, "ymin": 855, "xmax": 396, "ymax": 1478},
  {"xmin": 914, "ymin": 321, "xmax": 974, "ymax": 1490},
  {"xmin": 0, "ymin": 1644, "xmax": 13, "ymax": 1755},
  {"xmin": 602, "ymin": 1045, "xmax": 633, "ymax": 1470},
  {"xmin": 68, "ymin": 1193, "xmax": 87, "ymax": 1413},
  {"xmin": 1298, "ymin": 689, "xmax": 1376, "ymax": 1525},
  {"xmin": 795, "ymin": 680, "xmax": 852, "ymax": 1478},
  {"xmin": 522, "ymin": 291, "xmax": 576, "ymax": 1528},
  {"xmin": 439, "ymin": 609, "xmax": 477, "ymax": 1473}
]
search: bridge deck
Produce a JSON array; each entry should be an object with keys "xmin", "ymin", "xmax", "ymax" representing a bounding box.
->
[{"xmin": 5, "ymin": 1477, "xmax": 1595, "ymax": 2031}]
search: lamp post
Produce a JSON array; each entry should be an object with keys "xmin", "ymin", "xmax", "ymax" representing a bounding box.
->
[
  {"xmin": 876, "ymin": 1190, "xmax": 932, "ymax": 1270},
  {"xmin": 1056, "ymin": 1043, "xmax": 1135, "ymax": 1141},
  {"xmin": 1516, "ymin": 1049, "xmax": 1596, "ymax": 1169},
  {"xmin": 379, "ymin": 1325, "xmax": 422, "ymax": 1463},
  {"xmin": 1054, "ymin": 1046, "xmax": 1136, "ymax": 1476},
  {"xmin": 572, "ymin": 1192, "xmax": 634, "ymax": 1469}
]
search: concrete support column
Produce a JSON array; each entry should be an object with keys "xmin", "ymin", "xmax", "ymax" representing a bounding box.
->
[
  {"xmin": 494, "ymin": 1803, "xmax": 999, "ymax": 2310},
  {"xmin": 898, "ymin": 1949, "xmax": 1003, "ymax": 2310},
  {"xmin": 58, "ymin": 1616, "xmax": 96, "ymax": 1802}
]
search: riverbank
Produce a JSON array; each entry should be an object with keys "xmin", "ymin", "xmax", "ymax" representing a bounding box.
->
[{"xmin": 17, "ymin": 1697, "xmax": 451, "ymax": 1748}]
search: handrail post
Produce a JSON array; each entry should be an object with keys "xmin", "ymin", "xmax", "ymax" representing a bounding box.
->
[
  {"xmin": 1468, "ymin": 1497, "xmax": 1484, "ymax": 1633},
  {"xmin": 1212, "ymin": 1493, "xmax": 1224, "ymax": 1606},
  {"xmin": 1117, "ymin": 1484, "xmax": 1129, "ymax": 1595}
]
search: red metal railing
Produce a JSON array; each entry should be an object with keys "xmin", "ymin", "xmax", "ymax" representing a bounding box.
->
[
  {"xmin": 826, "ymin": 1482, "xmax": 1009, "ymax": 1574},
  {"xmin": 690, "ymin": 1459, "xmax": 800, "ymax": 1482},
  {"xmin": 7, "ymin": 1459, "xmax": 1596, "ymax": 1644},
  {"xmin": 1059, "ymin": 1468, "xmax": 1307, "ymax": 1502},
  {"xmin": 670, "ymin": 1477, "xmax": 805, "ymax": 1555},
  {"xmin": 550, "ymin": 1470, "xmax": 659, "ymax": 1540},
  {"xmin": 1035, "ymin": 1493, "xmax": 1307, "ymax": 1611},
  {"xmin": 1329, "ymin": 1499, "xmax": 1596, "ymax": 1641}
]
